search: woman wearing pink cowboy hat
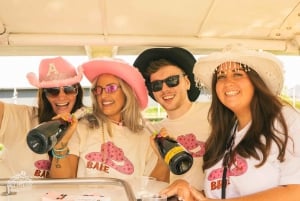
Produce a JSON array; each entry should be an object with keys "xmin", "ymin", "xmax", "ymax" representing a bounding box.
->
[
  {"xmin": 0, "ymin": 57, "xmax": 84, "ymax": 179},
  {"xmin": 49, "ymin": 58, "xmax": 162, "ymax": 185}
]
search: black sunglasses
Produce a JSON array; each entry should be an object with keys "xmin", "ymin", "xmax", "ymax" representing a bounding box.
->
[
  {"xmin": 92, "ymin": 84, "xmax": 120, "ymax": 96},
  {"xmin": 150, "ymin": 74, "xmax": 186, "ymax": 92},
  {"xmin": 44, "ymin": 85, "xmax": 78, "ymax": 97}
]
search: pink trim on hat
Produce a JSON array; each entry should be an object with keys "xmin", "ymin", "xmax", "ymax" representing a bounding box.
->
[
  {"xmin": 79, "ymin": 58, "xmax": 148, "ymax": 109},
  {"xmin": 26, "ymin": 57, "xmax": 83, "ymax": 88}
]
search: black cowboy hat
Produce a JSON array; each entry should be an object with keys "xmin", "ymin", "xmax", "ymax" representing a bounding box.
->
[{"xmin": 133, "ymin": 47, "xmax": 200, "ymax": 101}]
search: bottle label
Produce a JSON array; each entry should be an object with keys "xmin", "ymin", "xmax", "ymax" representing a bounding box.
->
[{"xmin": 164, "ymin": 146, "xmax": 185, "ymax": 164}]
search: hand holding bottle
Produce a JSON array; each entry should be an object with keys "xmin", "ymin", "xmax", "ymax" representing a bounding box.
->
[
  {"xmin": 51, "ymin": 111, "xmax": 78, "ymax": 141},
  {"xmin": 152, "ymin": 127, "xmax": 194, "ymax": 175},
  {"xmin": 149, "ymin": 127, "xmax": 167, "ymax": 159},
  {"xmin": 27, "ymin": 107, "xmax": 91, "ymax": 154}
]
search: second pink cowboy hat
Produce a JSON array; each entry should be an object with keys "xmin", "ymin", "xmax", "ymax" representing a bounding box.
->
[
  {"xmin": 26, "ymin": 57, "xmax": 83, "ymax": 88},
  {"xmin": 78, "ymin": 58, "xmax": 148, "ymax": 110}
]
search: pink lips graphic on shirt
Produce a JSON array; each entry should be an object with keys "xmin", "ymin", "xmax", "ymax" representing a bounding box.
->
[
  {"xmin": 177, "ymin": 133, "xmax": 206, "ymax": 157},
  {"xmin": 85, "ymin": 141, "xmax": 134, "ymax": 174},
  {"xmin": 207, "ymin": 154, "xmax": 247, "ymax": 181}
]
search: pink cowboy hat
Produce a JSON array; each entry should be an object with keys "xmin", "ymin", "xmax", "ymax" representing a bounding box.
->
[
  {"xmin": 78, "ymin": 58, "xmax": 148, "ymax": 109},
  {"xmin": 27, "ymin": 57, "xmax": 83, "ymax": 88}
]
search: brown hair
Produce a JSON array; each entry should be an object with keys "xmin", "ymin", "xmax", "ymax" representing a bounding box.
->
[
  {"xmin": 37, "ymin": 83, "xmax": 84, "ymax": 123},
  {"xmin": 203, "ymin": 65, "xmax": 290, "ymax": 170}
]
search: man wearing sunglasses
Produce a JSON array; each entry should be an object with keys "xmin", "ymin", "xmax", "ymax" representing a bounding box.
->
[
  {"xmin": 0, "ymin": 57, "xmax": 84, "ymax": 179},
  {"xmin": 134, "ymin": 47, "xmax": 210, "ymax": 191}
]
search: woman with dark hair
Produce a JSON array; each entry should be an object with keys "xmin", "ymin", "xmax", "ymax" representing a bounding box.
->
[
  {"xmin": 160, "ymin": 44, "xmax": 300, "ymax": 201},
  {"xmin": 0, "ymin": 57, "xmax": 84, "ymax": 178}
]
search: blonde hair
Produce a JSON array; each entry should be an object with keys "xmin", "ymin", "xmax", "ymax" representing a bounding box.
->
[{"xmin": 87, "ymin": 75, "xmax": 145, "ymax": 136}]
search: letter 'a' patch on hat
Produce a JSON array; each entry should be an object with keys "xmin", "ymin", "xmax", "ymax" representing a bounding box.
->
[{"xmin": 26, "ymin": 57, "xmax": 83, "ymax": 88}]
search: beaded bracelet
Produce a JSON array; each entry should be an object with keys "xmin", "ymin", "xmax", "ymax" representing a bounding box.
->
[
  {"xmin": 51, "ymin": 148, "xmax": 69, "ymax": 159},
  {"xmin": 52, "ymin": 146, "xmax": 68, "ymax": 152}
]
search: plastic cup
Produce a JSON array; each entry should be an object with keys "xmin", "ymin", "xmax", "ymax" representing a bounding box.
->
[{"xmin": 128, "ymin": 176, "xmax": 157, "ymax": 199}]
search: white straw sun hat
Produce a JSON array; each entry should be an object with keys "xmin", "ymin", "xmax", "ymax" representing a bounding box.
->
[{"xmin": 193, "ymin": 43, "xmax": 284, "ymax": 95}]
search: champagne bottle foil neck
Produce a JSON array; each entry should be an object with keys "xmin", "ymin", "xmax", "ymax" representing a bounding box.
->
[{"xmin": 72, "ymin": 107, "xmax": 92, "ymax": 119}]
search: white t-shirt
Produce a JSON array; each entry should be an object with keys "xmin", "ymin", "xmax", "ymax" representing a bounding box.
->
[
  {"xmin": 204, "ymin": 106, "xmax": 300, "ymax": 199},
  {"xmin": 0, "ymin": 103, "xmax": 50, "ymax": 178},
  {"xmin": 68, "ymin": 119, "xmax": 157, "ymax": 180},
  {"xmin": 156, "ymin": 102, "xmax": 211, "ymax": 190}
]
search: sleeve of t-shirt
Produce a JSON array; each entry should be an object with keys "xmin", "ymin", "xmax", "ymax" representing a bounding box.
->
[{"xmin": 279, "ymin": 106, "xmax": 300, "ymax": 185}]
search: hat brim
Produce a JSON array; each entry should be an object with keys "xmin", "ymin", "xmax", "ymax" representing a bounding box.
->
[
  {"xmin": 133, "ymin": 47, "xmax": 200, "ymax": 101},
  {"xmin": 194, "ymin": 50, "xmax": 284, "ymax": 95},
  {"xmin": 79, "ymin": 59, "xmax": 148, "ymax": 109}
]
